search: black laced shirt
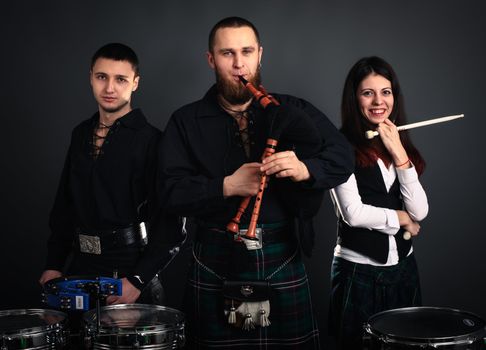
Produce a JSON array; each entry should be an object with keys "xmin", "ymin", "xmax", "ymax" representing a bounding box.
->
[
  {"xmin": 46, "ymin": 109, "xmax": 170, "ymax": 285},
  {"xmin": 161, "ymin": 85, "xmax": 355, "ymax": 254}
]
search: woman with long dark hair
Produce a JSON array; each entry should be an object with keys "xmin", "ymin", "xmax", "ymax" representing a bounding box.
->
[{"xmin": 329, "ymin": 56, "xmax": 429, "ymax": 349}]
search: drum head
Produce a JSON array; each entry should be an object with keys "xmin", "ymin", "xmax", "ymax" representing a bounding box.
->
[
  {"xmin": 83, "ymin": 304, "xmax": 184, "ymax": 334},
  {"xmin": 367, "ymin": 307, "xmax": 486, "ymax": 344},
  {"xmin": 0, "ymin": 308, "xmax": 67, "ymax": 335}
]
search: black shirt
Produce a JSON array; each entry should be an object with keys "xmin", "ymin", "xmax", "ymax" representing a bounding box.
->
[
  {"xmin": 161, "ymin": 85, "xmax": 354, "ymax": 251},
  {"xmin": 46, "ymin": 108, "xmax": 171, "ymax": 285}
]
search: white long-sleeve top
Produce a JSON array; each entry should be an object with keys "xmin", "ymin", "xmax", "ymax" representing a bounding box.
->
[{"xmin": 330, "ymin": 159, "xmax": 428, "ymax": 266}]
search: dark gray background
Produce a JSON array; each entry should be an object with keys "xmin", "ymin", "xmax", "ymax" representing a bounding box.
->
[{"xmin": 2, "ymin": 1, "xmax": 485, "ymax": 347}]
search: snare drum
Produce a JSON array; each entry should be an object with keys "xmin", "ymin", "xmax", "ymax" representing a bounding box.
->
[
  {"xmin": 83, "ymin": 304, "xmax": 184, "ymax": 349},
  {"xmin": 0, "ymin": 309, "xmax": 68, "ymax": 349},
  {"xmin": 364, "ymin": 306, "xmax": 486, "ymax": 349}
]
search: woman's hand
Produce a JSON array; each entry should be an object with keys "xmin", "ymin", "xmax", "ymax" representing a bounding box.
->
[
  {"xmin": 377, "ymin": 119, "xmax": 409, "ymax": 168},
  {"xmin": 396, "ymin": 210, "xmax": 420, "ymax": 237}
]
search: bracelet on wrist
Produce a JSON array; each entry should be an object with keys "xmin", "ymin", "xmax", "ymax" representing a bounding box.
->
[{"xmin": 395, "ymin": 158, "xmax": 410, "ymax": 167}]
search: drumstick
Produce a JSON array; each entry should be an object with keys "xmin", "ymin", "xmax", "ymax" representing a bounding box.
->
[
  {"xmin": 365, "ymin": 114, "xmax": 464, "ymax": 139},
  {"xmin": 403, "ymin": 231, "xmax": 411, "ymax": 240}
]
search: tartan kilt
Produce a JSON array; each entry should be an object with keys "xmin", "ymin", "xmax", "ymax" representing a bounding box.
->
[
  {"xmin": 183, "ymin": 233, "xmax": 320, "ymax": 349},
  {"xmin": 328, "ymin": 254, "xmax": 422, "ymax": 350}
]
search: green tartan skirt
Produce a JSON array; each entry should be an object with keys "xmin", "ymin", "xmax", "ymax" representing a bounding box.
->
[
  {"xmin": 183, "ymin": 230, "xmax": 320, "ymax": 349},
  {"xmin": 329, "ymin": 254, "xmax": 422, "ymax": 350}
]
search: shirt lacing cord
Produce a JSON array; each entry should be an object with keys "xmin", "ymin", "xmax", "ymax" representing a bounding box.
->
[
  {"xmin": 217, "ymin": 95, "xmax": 257, "ymax": 158},
  {"xmin": 230, "ymin": 112, "xmax": 255, "ymax": 157},
  {"xmin": 90, "ymin": 122, "xmax": 115, "ymax": 159},
  {"xmin": 233, "ymin": 112, "xmax": 251, "ymax": 158}
]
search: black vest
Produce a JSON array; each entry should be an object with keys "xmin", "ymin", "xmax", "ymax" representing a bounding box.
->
[{"xmin": 337, "ymin": 163, "xmax": 412, "ymax": 264}]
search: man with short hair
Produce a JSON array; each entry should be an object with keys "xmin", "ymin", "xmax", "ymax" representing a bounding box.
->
[
  {"xmin": 39, "ymin": 43, "xmax": 169, "ymax": 305},
  {"xmin": 161, "ymin": 17, "xmax": 354, "ymax": 349}
]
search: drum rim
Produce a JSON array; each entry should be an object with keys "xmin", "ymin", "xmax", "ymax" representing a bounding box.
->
[
  {"xmin": 83, "ymin": 303, "xmax": 185, "ymax": 333},
  {"xmin": 365, "ymin": 306, "xmax": 486, "ymax": 344},
  {"xmin": 0, "ymin": 308, "xmax": 67, "ymax": 337}
]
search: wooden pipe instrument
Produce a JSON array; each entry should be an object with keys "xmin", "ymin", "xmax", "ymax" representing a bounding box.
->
[{"xmin": 226, "ymin": 76, "xmax": 280, "ymax": 241}]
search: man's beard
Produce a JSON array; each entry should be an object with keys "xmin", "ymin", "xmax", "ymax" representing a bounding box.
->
[{"xmin": 215, "ymin": 68, "xmax": 262, "ymax": 106}]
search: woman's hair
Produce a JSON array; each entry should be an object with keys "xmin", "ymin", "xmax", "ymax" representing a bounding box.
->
[{"xmin": 341, "ymin": 56, "xmax": 425, "ymax": 175}]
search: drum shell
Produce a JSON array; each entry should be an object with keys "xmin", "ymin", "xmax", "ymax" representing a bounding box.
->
[
  {"xmin": 0, "ymin": 308, "xmax": 69, "ymax": 350},
  {"xmin": 83, "ymin": 304, "xmax": 184, "ymax": 349},
  {"xmin": 364, "ymin": 306, "xmax": 486, "ymax": 349}
]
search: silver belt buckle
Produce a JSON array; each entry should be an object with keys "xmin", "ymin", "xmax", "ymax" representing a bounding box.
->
[
  {"xmin": 237, "ymin": 228, "xmax": 262, "ymax": 250},
  {"xmin": 79, "ymin": 234, "xmax": 102, "ymax": 255}
]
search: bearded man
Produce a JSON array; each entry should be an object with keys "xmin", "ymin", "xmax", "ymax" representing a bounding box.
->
[{"xmin": 160, "ymin": 17, "xmax": 354, "ymax": 349}]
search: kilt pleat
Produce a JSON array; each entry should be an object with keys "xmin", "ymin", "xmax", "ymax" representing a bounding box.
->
[{"xmin": 184, "ymin": 237, "xmax": 320, "ymax": 349}]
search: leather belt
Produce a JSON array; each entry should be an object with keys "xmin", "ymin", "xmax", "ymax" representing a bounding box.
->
[
  {"xmin": 196, "ymin": 223, "xmax": 294, "ymax": 245},
  {"xmin": 76, "ymin": 225, "xmax": 142, "ymax": 254}
]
